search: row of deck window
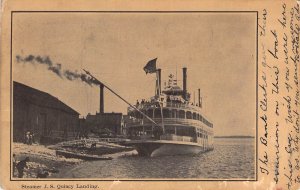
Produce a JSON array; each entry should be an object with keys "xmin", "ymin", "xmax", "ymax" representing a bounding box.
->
[
  {"xmin": 197, "ymin": 132, "xmax": 208, "ymax": 139},
  {"xmin": 128, "ymin": 125, "xmax": 211, "ymax": 140},
  {"xmin": 128, "ymin": 108, "xmax": 213, "ymax": 128}
]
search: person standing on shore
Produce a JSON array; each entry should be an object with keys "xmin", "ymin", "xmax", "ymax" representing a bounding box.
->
[
  {"xmin": 25, "ymin": 131, "xmax": 30, "ymax": 145},
  {"xmin": 32, "ymin": 132, "xmax": 35, "ymax": 143},
  {"xmin": 29, "ymin": 133, "xmax": 33, "ymax": 145},
  {"xmin": 16, "ymin": 157, "xmax": 29, "ymax": 178}
]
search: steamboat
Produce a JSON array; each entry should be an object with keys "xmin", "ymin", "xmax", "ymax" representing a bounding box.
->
[
  {"xmin": 83, "ymin": 62, "xmax": 214, "ymax": 157},
  {"xmin": 125, "ymin": 66, "xmax": 214, "ymax": 156}
]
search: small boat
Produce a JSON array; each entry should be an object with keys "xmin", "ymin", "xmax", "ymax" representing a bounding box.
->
[{"xmin": 56, "ymin": 150, "xmax": 113, "ymax": 161}]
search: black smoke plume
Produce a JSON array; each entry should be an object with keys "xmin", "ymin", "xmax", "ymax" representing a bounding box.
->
[{"xmin": 16, "ymin": 55, "xmax": 101, "ymax": 86}]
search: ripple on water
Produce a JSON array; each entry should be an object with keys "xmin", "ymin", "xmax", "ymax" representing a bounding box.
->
[{"xmin": 59, "ymin": 138, "xmax": 255, "ymax": 179}]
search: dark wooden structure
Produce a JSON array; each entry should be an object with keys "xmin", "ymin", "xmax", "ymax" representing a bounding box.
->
[
  {"xmin": 13, "ymin": 81, "xmax": 80, "ymax": 143},
  {"xmin": 86, "ymin": 112, "xmax": 124, "ymax": 136}
]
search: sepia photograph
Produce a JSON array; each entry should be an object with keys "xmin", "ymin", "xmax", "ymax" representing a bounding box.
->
[{"xmin": 11, "ymin": 12, "xmax": 257, "ymax": 180}]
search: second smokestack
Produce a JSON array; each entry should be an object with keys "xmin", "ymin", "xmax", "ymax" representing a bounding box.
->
[
  {"xmin": 198, "ymin": 88, "xmax": 201, "ymax": 107},
  {"xmin": 183, "ymin": 67, "xmax": 187, "ymax": 100}
]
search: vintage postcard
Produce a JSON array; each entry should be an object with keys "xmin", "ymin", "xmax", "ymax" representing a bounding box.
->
[{"xmin": 0, "ymin": 0, "xmax": 299, "ymax": 190}]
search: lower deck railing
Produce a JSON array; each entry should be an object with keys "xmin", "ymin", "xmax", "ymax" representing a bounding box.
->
[{"xmin": 160, "ymin": 134, "xmax": 194, "ymax": 142}]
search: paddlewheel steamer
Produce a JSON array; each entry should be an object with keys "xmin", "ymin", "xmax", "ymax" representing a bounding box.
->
[{"xmin": 125, "ymin": 67, "xmax": 214, "ymax": 156}]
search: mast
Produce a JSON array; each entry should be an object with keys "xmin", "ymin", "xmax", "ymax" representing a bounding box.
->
[
  {"xmin": 176, "ymin": 62, "xmax": 178, "ymax": 83},
  {"xmin": 156, "ymin": 69, "xmax": 162, "ymax": 96},
  {"xmin": 156, "ymin": 69, "xmax": 165, "ymax": 134}
]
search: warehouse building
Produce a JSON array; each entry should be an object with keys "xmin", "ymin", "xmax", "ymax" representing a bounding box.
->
[{"xmin": 13, "ymin": 81, "xmax": 80, "ymax": 144}]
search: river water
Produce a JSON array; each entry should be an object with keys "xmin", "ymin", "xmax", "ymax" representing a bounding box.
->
[{"xmin": 56, "ymin": 138, "xmax": 255, "ymax": 179}]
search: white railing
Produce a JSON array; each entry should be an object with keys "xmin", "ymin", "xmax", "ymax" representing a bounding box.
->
[
  {"xmin": 128, "ymin": 102, "xmax": 201, "ymax": 112},
  {"xmin": 165, "ymin": 102, "xmax": 201, "ymax": 112},
  {"xmin": 160, "ymin": 134, "xmax": 194, "ymax": 142},
  {"xmin": 126, "ymin": 118, "xmax": 213, "ymax": 133}
]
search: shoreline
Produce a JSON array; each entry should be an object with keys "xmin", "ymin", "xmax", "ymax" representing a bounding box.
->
[
  {"xmin": 13, "ymin": 142, "xmax": 136, "ymax": 178},
  {"xmin": 13, "ymin": 142, "xmax": 82, "ymax": 178}
]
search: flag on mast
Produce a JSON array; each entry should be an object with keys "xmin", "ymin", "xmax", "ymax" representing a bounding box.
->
[{"xmin": 143, "ymin": 58, "xmax": 157, "ymax": 74}]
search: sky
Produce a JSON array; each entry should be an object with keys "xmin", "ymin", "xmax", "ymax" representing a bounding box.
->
[{"xmin": 12, "ymin": 12, "xmax": 256, "ymax": 136}]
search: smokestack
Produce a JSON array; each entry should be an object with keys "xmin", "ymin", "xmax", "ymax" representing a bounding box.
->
[
  {"xmin": 100, "ymin": 84, "xmax": 104, "ymax": 113},
  {"xmin": 183, "ymin": 67, "xmax": 187, "ymax": 99},
  {"xmin": 198, "ymin": 88, "xmax": 201, "ymax": 107},
  {"xmin": 158, "ymin": 69, "xmax": 161, "ymax": 93}
]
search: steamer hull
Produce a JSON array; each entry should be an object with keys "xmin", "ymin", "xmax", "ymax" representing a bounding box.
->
[{"xmin": 126, "ymin": 140, "xmax": 213, "ymax": 157}]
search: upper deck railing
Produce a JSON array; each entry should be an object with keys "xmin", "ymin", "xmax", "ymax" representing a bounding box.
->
[
  {"xmin": 165, "ymin": 102, "xmax": 202, "ymax": 112},
  {"xmin": 128, "ymin": 101, "xmax": 212, "ymax": 126},
  {"xmin": 128, "ymin": 101, "xmax": 202, "ymax": 113},
  {"xmin": 125, "ymin": 117, "xmax": 214, "ymax": 132}
]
